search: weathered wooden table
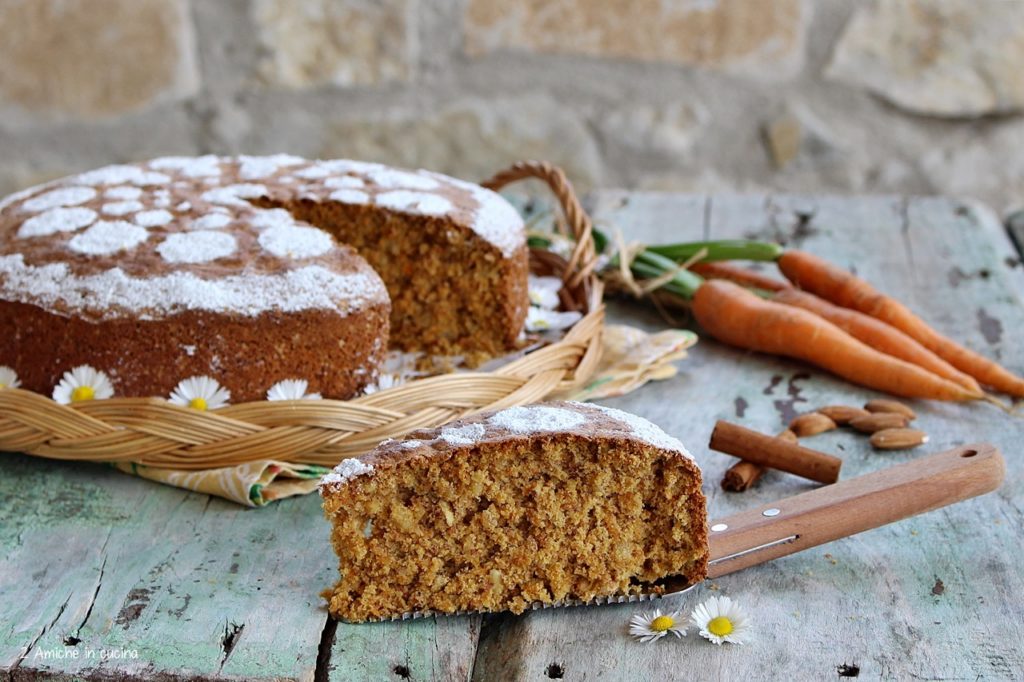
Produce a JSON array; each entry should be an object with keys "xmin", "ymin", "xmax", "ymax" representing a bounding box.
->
[{"xmin": 2, "ymin": 192, "xmax": 1022, "ymax": 681}]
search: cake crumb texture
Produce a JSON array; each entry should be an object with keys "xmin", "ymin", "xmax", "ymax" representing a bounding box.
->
[{"xmin": 320, "ymin": 403, "xmax": 708, "ymax": 621}]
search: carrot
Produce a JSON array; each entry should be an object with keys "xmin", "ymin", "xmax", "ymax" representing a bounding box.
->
[
  {"xmin": 778, "ymin": 250, "xmax": 1024, "ymax": 397},
  {"xmin": 690, "ymin": 262, "xmax": 790, "ymax": 292},
  {"xmin": 692, "ymin": 280, "xmax": 977, "ymax": 401},
  {"xmin": 772, "ymin": 288, "xmax": 984, "ymax": 397}
]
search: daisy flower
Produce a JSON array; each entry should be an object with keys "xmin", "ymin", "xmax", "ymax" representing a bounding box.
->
[
  {"xmin": 629, "ymin": 608, "xmax": 687, "ymax": 642},
  {"xmin": 169, "ymin": 376, "xmax": 230, "ymax": 411},
  {"xmin": 527, "ymin": 275, "xmax": 563, "ymax": 310},
  {"xmin": 690, "ymin": 595, "xmax": 752, "ymax": 645},
  {"xmin": 0, "ymin": 366, "xmax": 20, "ymax": 390},
  {"xmin": 362, "ymin": 373, "xmax": 399, "ymax": 395},
  {"xmin": 52, "ymin": 365, "xmax": 114, "ymax": 404},
  {"xmin": 266, "ymin": 379, "xmax": 321, "ymax": 401},
  {"xmin": 525, "ymin": 306, "xmax": 582, "ymax": 332}
]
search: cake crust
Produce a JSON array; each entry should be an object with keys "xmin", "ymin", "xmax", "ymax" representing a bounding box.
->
[{"xmin": 320, "ymin": 402, "xmax": 709, "ymax": 621}]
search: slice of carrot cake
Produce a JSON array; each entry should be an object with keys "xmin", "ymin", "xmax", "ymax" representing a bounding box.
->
[{"xmin": 320, "ymin": 401, "xmax": 708, "ymax": 622}]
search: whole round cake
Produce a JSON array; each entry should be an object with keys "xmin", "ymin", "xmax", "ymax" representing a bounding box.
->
[{"xmin": 0, "ymin": 155, "xmax": 528, "ymax": 401}]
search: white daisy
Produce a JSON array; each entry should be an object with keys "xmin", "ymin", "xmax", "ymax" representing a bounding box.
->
[
  {"xmin": 266, "ymin": 379, "xmax": 321, "ymax": 401},
  {"xmin": 362, "ymin": 373, "xmax": 399, "ymax": 395},
  {"xmin": 629, "ymin": 608, "xmax": 687, "ymax": 643},
  {"xmin": 527, "ymin": 275, "xmax": 563, "ymax": 309},
  {"xmin": 690, "ymin": 596, "xmax": 752, "ymax": 645},
  {"xmin": 525, "ymin": 306, "xmax": 582, "ymax": 332},
  {"xmin": 169, "ymin": 376, "xmax": 230, "ymax": 410},
  {"xmin": 0, "ymin": 366, "xmax": 20, "ymax": 390},
  {"xmin": 52, "ymin": 365, "xmax": 114, "ymax": 404}
]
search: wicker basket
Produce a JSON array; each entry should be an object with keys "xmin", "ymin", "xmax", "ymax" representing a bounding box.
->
[{"xmin": 0, "ymin": 162, "xmax": 605, "ymax": 470}]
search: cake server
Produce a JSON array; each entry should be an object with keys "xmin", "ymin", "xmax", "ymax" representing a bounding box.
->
[{"xmin": 384, "ymin": 443, "xmax": 1004, "ymax": 620}]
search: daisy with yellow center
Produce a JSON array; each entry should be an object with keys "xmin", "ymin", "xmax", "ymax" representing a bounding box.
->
[
  {"xmin": 691, "ymin": 595, "xmax": 751, "ymax": 645},
  {"xmin": 52, "ymin": 365, "xmax": 114, "ymax": 404},
  {"xmin": 169, "ymin": 376, "xmax": 231, "ymax": 411},
  {"xmin": 266, "ymin": 379, "xmax": 321, "ymax": 401},
  {"xmin": 0, "ymin": 366, "xmax": 20, "ymax": 390},
  {"xmin": 362, "ymin": 373, "xmax": 400, "ymax": 395},
  {"xmin": 524, "ymin": 306, "xmax": 582, "ymax": 333},
  {"xmin": 528, "ymin": 275, "xmax": 563, "ymax": 310},
  {"xmin": 628, "ymin": 608, "xmax": 686, "ymax": 642}
]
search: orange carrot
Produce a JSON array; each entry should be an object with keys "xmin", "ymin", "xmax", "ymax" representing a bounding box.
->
[
  {"xmin": 692, "ymin": 280, "xmax": 977, "ymax": 401},
  {"xmin": 778, "ymin": 250, "xmax": 1024, "ymax": 397},
  {"xmin": 772, "ymin": 288, "xmax": 984, "ymax": 397},
  {"xmin": 690, "ymin": 262, "xmax": 789, "ymax": 292}
]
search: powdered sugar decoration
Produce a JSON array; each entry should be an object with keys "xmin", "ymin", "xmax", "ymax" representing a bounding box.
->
[
  {"xmin": 102, "ymin": 201, "xmax": 144, "ymax": 216},
  {"xmin": 258, "ymin": 224, "xmax": 334, "ymax": 259},
  {"xmin": 201, "ymin": 184, "xmax": 268, "ymax": 206},
  {"xmin": 238, "ymin": 154, "xmax": 305, "ymax": 180},
  {"xmin": 75, "ymin": 165, "xmax": 171, "ymax": 187},
  {"xmin": 157, "ymin": 231, "xmax": 237, "ymax": 264},
  {"xmin": 376, "ymin": 190, "xmax": 452, "ymax": 216},
  {"xmin": 366, "ymin": 168, "xmax": 439, "ymax": 191},
  {"xmin": 21, "ymin": 186, "xmax": 97, "ymax": 212},
  {"xmin": 320, "ymin": 458, "xmax": 374, "ymax": 486},
  {"xmin": 192, "ymin": 213, "xmax": 232, "ymax": 230},
  {"xmin": 584, "ymin": 403, "xmax": 691, "ymax": 458},
  {"xmin": 17, "ymin": 207, "xmax": 97, "ymax": 238},
  {"xmin": 0, "ymin": 257, "xmax": 387, "ymax": 318},
  {"xmin": 248, "ymin": 208, "xmax": 294, "ymax": 231},
  {"xmin": 440, "ymin": 423, "xmax": 487, "ymax": 445},
  {"xmin": 292, "ymin": 165, "xmax": 333, "ymax": 180},
  {"xmin": 487, "ymin": 405, "xmax": 586, "ymax": 434},
  {"xmin": 105, "ymin": 186, "xmax": 143, "ymax": 201},
  {"xmin": 152, "ymin": 190, "xmax": 172, "ymax": 209},
  {"xmin": 134, "ymin": 209, "xmax": 174, "ymax": 227},
  {"xmin": 323, "ymin": 175, "xmax": 365, "ymax": 190},
  {"xmin": 329, "ymin": 189, "xmax": 370, "ymax": 205},
  {"xmin": 67, "ymin": 221, "xmax": 149, "ymax": 256},
  {"xmin": 150, "ymin": 155, "xmax": 222, "ymax": 178}
]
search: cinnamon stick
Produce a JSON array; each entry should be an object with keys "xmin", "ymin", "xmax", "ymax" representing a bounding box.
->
[
  {"xmin": 710, "ymin": 420, "xmax": 841, "ymax": 484},
  {"xmin": 722, "ymin": 460, "xmax": 764, "ymax": 492},
  {"xmin": 721, "ymin": 429, "xmax": 797, "ymax": 492}
]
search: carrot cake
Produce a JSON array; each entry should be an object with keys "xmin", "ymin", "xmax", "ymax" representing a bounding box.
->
[
  {"xmin": 0, "ymin": 156, "xmax": 528, "ymax": 401},
  {"xmin": 320, "ymin": 401, "xmax": 708, "ymax": 621}
]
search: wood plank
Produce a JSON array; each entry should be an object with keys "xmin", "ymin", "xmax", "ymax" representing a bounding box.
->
[
  {"xmin": 326, "ymin": 617, "xmax": 479, "ymax": 682},
  {"xmin": 0, "ymin": 454, "xmax": 334, "ymax": 681},
  {"xmin": 471, "ymin": 192, "xmax": 1024, "ymax": 680}
]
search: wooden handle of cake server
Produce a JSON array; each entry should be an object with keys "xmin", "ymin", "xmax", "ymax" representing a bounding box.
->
[{"xmin": 705, "ymin": 443, "xmax": 1004, "ymax": 578}]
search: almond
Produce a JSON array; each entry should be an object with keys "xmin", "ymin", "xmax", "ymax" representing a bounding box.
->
[
  {"xmin": 864, "ymin": 399, "xmax": 916, "ymax": 421},
  {"xmin": 777, "ymin": 429, "xmax": 798, "ymax": 442},
  {"xmin": 849, "ymin": 412, "xmax": 910, "ymax": 433},
  {"xmin": 789, "ymin": 413, "xmax": 837, "ymax": 437},
  {"xmin": 817, "ymin": 405, "xmax": 870, "ymax": 425},
  {"xmin": 870, "ymin": 428, "xmax": 929, "ymax": 450}
]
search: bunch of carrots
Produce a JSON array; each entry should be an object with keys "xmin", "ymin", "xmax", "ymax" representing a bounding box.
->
[{"xmin": 537, "ymin": 231, "xmax": 1024, "ymax": 404}]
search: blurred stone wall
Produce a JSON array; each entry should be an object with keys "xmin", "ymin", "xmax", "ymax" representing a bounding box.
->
[{"xmin": 1, "ymin": 0, "xmax": 1023, "ymax": 209}]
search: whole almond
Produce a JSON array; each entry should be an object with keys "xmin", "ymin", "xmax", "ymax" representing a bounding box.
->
[
  {"xmin": 864, "ymin": 399, "xmax": 916, "ymax": 421},
  {"xmin": 777, "ymin": 429, "xmax": 799, "ymax": 443},
  {"xmin": 789, "ymin": 413, "xmax": 837, "ymax": 437},
  {"xmin": 817, "ymin": 405, "xmax": 870, "ymax": 425},
  {"xmin": 849, "ymin": 412, "xmax": 909, "ymax": 433},
  {"xmin": 871, "ymin": 428, "xmax": 929, "ymax": 450}
]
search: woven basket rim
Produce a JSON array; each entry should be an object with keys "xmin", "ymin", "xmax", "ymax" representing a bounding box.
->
[{"xmin": 0, "ymin": 161, "xmax": 605, "ymax": 470}]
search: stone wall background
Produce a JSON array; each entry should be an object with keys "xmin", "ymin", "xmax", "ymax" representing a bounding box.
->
[{"xmin": 1, "ymin": 0, "xmax": 1023, "ymax": 211}]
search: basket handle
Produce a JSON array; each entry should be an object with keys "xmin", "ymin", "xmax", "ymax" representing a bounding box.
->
[{"xmin": 482, "ymin": 161, "xmax": 599, "ymax": 289}]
